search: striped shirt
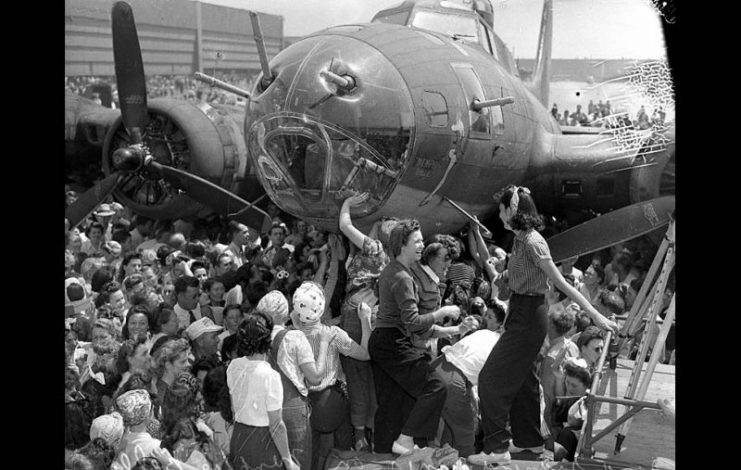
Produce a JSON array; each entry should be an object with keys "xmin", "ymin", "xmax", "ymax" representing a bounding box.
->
[
  {"xmin": 447, "ymin": 262, "xmax": 475, "ymax": 288},
  {"xmin": 298, "ymin": 325, "xmax": 365, "ymax": 392},
  {"xmin": 507, "ymin": 229, "xmax": 551, "ymax": 295}
]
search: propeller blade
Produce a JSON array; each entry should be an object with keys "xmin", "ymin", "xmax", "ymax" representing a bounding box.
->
[
  {"xmin": 153, "ymin": 164, "xmax": 272, "ymax": 232},
  {"xmin": 65, "ymin": 173, "xmax": 122, "ymax": 229},
  {"xmin": 112, "ymin": 1, "xmax": 148, "ymax": 140},
  {"xmin": 547, "ymin": 196, "xmax": 675, "ymax": 264}
]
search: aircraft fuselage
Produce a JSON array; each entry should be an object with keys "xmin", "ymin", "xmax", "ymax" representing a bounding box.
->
[{"xmin": 244, "ymin": 22, "xmax": 566, "ymax": 234}]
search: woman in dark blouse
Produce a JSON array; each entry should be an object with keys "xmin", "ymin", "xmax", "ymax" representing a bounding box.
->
[{"xmin": 369, "ymin": 219, "xmax": 465, "ymax": 455}]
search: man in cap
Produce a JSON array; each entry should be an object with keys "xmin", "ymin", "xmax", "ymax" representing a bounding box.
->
[
  {"xmin": 184, "ymin": 317, "xmax": 223, "ymax": 363},
  {"xmin": 94, "ymin": 203, "xmax": 116, "ymax": 241}
]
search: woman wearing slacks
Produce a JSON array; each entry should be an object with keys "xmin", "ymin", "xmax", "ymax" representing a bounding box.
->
[{"xmin": 468, "ymin": 186, "xmax": 617, "ymax": 466}]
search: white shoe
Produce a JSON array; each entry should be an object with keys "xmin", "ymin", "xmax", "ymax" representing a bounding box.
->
[
  {"xmin": 508, "ymin": 441, "xmax": 544, "ymax": 454},
  {"xmin": 467, "ymin": 451, "xmax": 511, "ymax": 466},
  {"xmin": 392, "ymin": 440, "xmax": 419, "ymax": 455}
]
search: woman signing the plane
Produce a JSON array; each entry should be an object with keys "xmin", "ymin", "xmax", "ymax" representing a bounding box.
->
[{"xmin": 468, "ymin": 185, "xmax": 618, "ymax": 467}]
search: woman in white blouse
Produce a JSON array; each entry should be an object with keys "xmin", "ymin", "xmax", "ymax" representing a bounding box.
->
[{"xmin": 227, "ymin": 311, "xmax": 299, "ymax": 470}]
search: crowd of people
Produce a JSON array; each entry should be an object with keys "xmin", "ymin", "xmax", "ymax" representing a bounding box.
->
[
  {"xmin": 550, "ymin": 100, "xmax": 668, "ymax": 130},
  {"xmin": 65, "ymin": 73, "xmax": 256, "ymax": 108},
  {"xmin": 64, "ymin": 185, "xmax": 675, "ymax": 470}
]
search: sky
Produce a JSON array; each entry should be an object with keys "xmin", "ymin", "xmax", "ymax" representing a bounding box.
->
[{"xmin": 191, "ymin": 0, "xmax": 667, "ymax": 59}]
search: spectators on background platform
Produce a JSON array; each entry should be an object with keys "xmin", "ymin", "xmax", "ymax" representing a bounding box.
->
[{"xmin": 550, "ymin": 99, "xmax": 669, "ymax": 129}]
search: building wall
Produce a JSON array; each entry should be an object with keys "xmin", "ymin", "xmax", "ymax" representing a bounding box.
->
[{"xmin": 65, "ymin": 0, "xmax": 283, "ymax": 76}]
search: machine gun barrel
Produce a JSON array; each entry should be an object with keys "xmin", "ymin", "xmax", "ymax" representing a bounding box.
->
[
  {"xmin": 472, "ymin": 96, "xmax": 515, "ymax": 111},
  {"xmin": 194, "ymin": 72, "xmax": 251, "ymax": 99},
  {"xmin": 249, "ymin": 11, "xmax": 274, "ymax": 86}
]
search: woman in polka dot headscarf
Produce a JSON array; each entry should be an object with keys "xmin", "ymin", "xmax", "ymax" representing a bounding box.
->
[{"xmin": 289, "ymin": 281, "xmax": 372, "ymax": 470}]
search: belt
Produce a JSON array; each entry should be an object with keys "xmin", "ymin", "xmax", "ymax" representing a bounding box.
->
[{"xmin": 511, "ymin": 292, "xmax": 545, "ymax": 298}]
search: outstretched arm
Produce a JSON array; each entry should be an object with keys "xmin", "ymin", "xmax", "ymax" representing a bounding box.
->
[
  {"xmin": 339, "ymin": 192, "xmax": 371, "ymax": 250},
  {"xmin": 540, "ymin": 259, "xmax": 617, "ymax": 333}
]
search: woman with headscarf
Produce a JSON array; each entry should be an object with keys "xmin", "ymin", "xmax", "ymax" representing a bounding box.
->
[
  {"xmin": 257, "ymin": 289, "xmax": 332, "ymax": 470},
  {"xmin": 112, "ymin": 389, "xmax": 201, "ymax": 470},
  {"xmin": 227, "ymin": 311, "xmax": 299, "ymax": 470},
  {"xmin": 468, "ymin": 186, "xmax": 617, "ymax": 467},
  {"xmin": 337, "ymin": 193, "xmax": 398, "ymax": 451},
  {"xmin": 289, "ymin": 281, "xmax": 372, "ymax": 470}
]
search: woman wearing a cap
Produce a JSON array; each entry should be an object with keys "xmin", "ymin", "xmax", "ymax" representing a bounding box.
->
[
  {"xmin": 468, "ymin": 186, "xmax": 617, "ymax": 467},
  {"xmin": 227, "ymin": 311, "xmax": 299, "ymax": 470}
]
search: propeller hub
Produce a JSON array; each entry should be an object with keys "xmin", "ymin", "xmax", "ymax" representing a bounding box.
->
[{"xmin": 112, "ymin": 146, "xmax": 145, "ymax": 172}]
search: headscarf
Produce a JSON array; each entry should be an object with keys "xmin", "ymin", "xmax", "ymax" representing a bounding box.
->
[
  {"xmin": 257, "ymin": 290, "xmax": 290, "ymax": 324},
  {"xmin": 291, "ymin": 281, "xmax": 325, "ymax": 333},
  {"xmin": 89, "ymin": 411, "xmax": 125, "ymax": 448},
  {"xmin": 509, "ymin": 185, "xmax": 531, "ymax": 214},
  {"xmin": 115, "ymin": 389, "xmax": 152, "ymax": 427}
]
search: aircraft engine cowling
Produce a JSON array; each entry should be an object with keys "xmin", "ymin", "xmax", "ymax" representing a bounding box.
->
[{"xmin": 101, "ymin": 98, "xmax": 248, "ymax": 221}]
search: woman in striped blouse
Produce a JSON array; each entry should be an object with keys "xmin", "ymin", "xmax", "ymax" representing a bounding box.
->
[{"xmin": 468, "ymin": 185, "xmax": 618, "ymax": 467}]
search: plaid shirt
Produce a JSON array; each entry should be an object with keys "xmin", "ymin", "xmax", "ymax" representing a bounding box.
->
[{"xmin": 507, "ymin": 229, "xmax": 551, "ymax": 295}]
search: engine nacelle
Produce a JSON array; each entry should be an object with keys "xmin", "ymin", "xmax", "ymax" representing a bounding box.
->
[{"xmin": 101, "ymin": 99, "xmax": 249, "ymax": 221}]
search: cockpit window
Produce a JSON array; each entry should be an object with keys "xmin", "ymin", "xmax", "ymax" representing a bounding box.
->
[
  {"xmin": 412, "ymin": 10, "xmax": 479, "ymax": 44},
  {"xmin": 248, "ymin": 113, "xmax": 405, "ymax": 217}
]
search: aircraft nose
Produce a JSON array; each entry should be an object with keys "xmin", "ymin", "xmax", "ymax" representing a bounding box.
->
[{"xmin": 245, "ymin": 32, "xmax": 415, "ymax": 225}]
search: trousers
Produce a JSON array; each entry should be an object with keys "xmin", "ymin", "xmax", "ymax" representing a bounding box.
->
[
  {"xmin": 369, "ymin": 327, "xmax": 446, "ymax": 453},
  {"xmin": 478, "ymin": 293, "xmax": 548, "ymax": 453}
]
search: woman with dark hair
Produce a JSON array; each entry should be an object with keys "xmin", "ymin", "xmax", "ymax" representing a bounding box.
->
[
  {"xmin": 115, "ymin": 336, "xmax": 152, "ymax": 393},
  {"xmin": 149, "ymin": 306, "xmax": 180, "ymax": 347},
  {"xmin": 369, "ymin": 219, "xmax": 464, "ymax": 455},
  {"xmin": 65, "ymin": 367, "xmax": 91, "ymax": 451},
  {"xmin": 202, "ymin": 365, "xmax": 234, "ymax": 458},
  {"xmin": 550, "ymin": 358, "xmax": 592, "ymax": 462},
  {"xmin": 74, "ymin": 437, "xmax": 117, "ymax": 470},
  {"xmin": 91, "ymin": 265, "xmax": 117, "ymax": 294},
  {"xmin": 118, "ymin": 252, "xmax": 143, "ymax": 283},
  {"xmin": 579, "ymin": 264, "xmax": 606, "ymax": 305},
  {"xmin": 122, "ymin": 305, "xmax": 151, "ymax": 341},
  {"xmin": 468, "ymin": 185, "xmax": 617, "ymax": 466},
  {"xmin": 217, "ymin": 304, "xmax": 243, "ymax": 345},
  {"xmin": 227, "ymin": 311, "xmax": 299, "ymax": 470}
]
